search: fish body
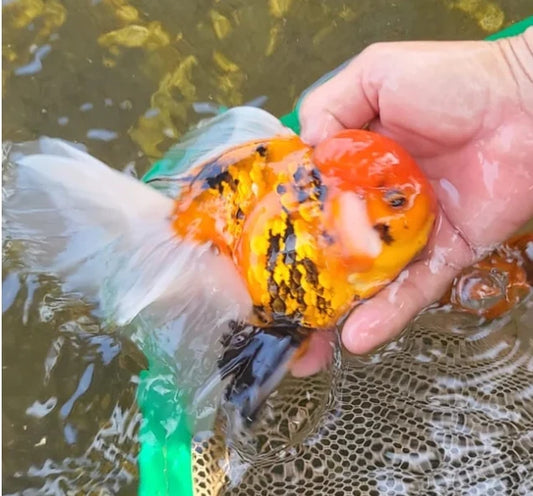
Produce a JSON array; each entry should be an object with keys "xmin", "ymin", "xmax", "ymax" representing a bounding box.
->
[{"xmin": 169, "ymin": 130, "xmax": 436, "ymax": 332}]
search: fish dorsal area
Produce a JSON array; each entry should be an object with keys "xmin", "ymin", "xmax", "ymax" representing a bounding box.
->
[{"xmin": 171, "ymin": 135, "xmax": 357, "ymax": 330}]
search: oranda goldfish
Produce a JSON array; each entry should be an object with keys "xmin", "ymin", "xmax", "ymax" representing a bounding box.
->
[
  {"xmin": 440, "ymin": 232, "xmax": 533, "ymax": 320},
  {"xmin": 3, "ymin": 107, "xmax": 436, "ymax": 422}
]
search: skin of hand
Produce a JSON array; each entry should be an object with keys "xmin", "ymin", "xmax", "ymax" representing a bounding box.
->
[{"xmin": 290, "ymin": 28, "xmax": 533, "ymax": 376}]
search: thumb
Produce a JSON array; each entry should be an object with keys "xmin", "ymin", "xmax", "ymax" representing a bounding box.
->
[
  {"xmin": 298, "ymin": 50, "xmax": 380, "ymax": 145},
  {"xmin": 342, "ymin": 216, "xmax": 474, "ymax": 354},
  {"xmin": 342, "ymin": 258, "xmax": 458, "ymax": 354}
]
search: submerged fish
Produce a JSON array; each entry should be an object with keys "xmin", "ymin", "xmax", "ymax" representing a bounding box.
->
[
  {"xmin": 440, "ymin": 233, "xmax": 533, "ymax": 319},
  {"xmin": 3, "ymin": 107, "xmax": 436, "ymax": 424}
]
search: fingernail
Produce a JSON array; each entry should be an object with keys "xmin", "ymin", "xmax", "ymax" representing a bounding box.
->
[
  {"xmin": 341, "ymin": 315, "xmax": 379, "ymax": 354},
  {"xmin": 302, "ymin": 113, "xmax": 344, "ymax": 145},
  {"xmin": 300, "ymin": 118, "xmax": 325, "ymax": 145},
  {"xmin": 342, "ymin": 327, "xmax": 369, "ymax": 354}
]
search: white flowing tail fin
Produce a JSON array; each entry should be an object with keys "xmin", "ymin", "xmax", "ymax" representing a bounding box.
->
[
  {"xmin": 3, "ymin": 105, "xmax": 292, "ymax": 431},
  {"xmin": 2, "ymin": 137, "xmax": 251, "ymax": 327}
]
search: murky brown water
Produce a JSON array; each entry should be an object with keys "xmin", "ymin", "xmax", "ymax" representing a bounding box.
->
[{"xmin": 3, "ymin": 1, "xmax": 533, "ymax": 495}]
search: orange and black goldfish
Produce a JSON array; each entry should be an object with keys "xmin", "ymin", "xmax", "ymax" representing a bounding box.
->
[
  {"xmin": 440, "ymin": 232, "xmax": 533, "ymax": 319},
  {"xmin": 3, "ymin": 107, "xmax": 436, "ymax": 423}
]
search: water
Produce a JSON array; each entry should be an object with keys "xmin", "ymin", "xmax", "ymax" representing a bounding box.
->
[
  {"xmin": 3, "ymin": 1, "xmax": 533, "ymax": 495},
  {"xmin": 195, "ymin": 304, "xmax": 533, "ymax": 496}
]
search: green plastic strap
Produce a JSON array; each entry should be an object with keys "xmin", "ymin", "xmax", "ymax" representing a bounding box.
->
[
  {"xmin": 279, "ymin": 109, "xmax": 301, "ymax": 135},
  {"xmin": 486, "ymin": 16, "xmax": 533, "ymax": 40},
  {"xmin": 136, "ymin": 15, "xmax": 533, "ymax": 496},
  {"xmin": 137, "ymin": 366, "xmax": 193, "ymax": 496}
]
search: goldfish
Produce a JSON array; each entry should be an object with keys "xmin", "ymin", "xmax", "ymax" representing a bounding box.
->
[
  {"xmin": 440, "ymin": 232, "xmax": 533, "ymax": 319},
  {"xmin": 3, "ymin": 107, "xmax": 436, "ymax": 423}
]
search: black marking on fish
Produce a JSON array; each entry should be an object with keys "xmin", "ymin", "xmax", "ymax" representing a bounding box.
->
[
  {"xmin": 317, "ymin": 184, "xmax": 327, "ymax": 206},
  {"xmin": 374, "ymin": 223, "xmax": 394, "ymax": 245},
  {"xmin": 271, "ymin": 297, "xmax": 286, "ymax": 314},
  {"xmin": 289, "ymin": 166, "xmax": 327, "ymax": 207},
  {"xmin": 252, "ymin": 305, "xmax": 269, "ymax": 324},
  {"xmin": 301, "ymin": 257, "xmax": 319, "ymax": 286},
  {"xmin": 268, "ymin": 281, "xmax": 279, "ymax": 298},
  {"xmin": 317, "ymin": 295, "xmax": 328, "ymax": 312},
  {"xmin": 296, "ymin": 287, "xmax": 307, "ymax": 313},
  {"xmin": 322, "ymin": 231, "xmax": 335, "ymax": 245},
  {"xmin": 205, "ymin": 169, "xmax": 237, "ymax": 193},
  {"xmin": 218, "ymin": 321, "xmax": 310, "ymax": 423},
  {"xmin": 144, "ymin": 175, "xmax": 191, "ymax": 187},
  {"xmin": 276, "ymin": 184, "xmax": 286, "ymax": 194},
  {"xmin": 282, "ymin": 220, "xmax": 297, "ymax": 266},
  {"xmin": 266, "ymin": 230, "xmax": 281, "ymax": 273},
  {"xmin": 290, "ymin": 268, "xmax": 302, "ymax": 286},
  {"xmin": 293, "ymin": 165, "xmax": 306, "ymax": 182},
  {"xmin": 281, "ymin": 219, "xmax": 310, "ymax": 316},
  {"xmin": 305, "ymin": 256, "xmax": 330, "ymax": 312},
  {"xmin": 310, "ymin": 168, "xmax": 321, "ymax": 183},
  {"xmin": 256, "ymin": 144, "xmax": 267, "ymax": 157},
  {"xmin": 288, "ymin": 263, "xmax": 307, "ymax": 313},
  {"xmin": 311, "ymin": 167, "xmax": 327, "ymax": 206},
  {"xmin": 265, "ymin": 223, "xmax": 284, "ymax": 308},
  {"xmin": 194, "ymin": 161, "xmax": 223, "ymax": 184},
  {"xmin": 296, "ymin": 187, "xmax": 309, "ymax": 204}
]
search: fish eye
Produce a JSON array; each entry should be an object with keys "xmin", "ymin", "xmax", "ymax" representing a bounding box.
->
[{"xmin": 385, "ymin": 189, "xmax": 407, "ymax": 208}]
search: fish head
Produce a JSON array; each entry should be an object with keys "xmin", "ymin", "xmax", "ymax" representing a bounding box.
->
[{"xmin": 314, "ymin": 129, "xmax": 437, "ymax": 297}]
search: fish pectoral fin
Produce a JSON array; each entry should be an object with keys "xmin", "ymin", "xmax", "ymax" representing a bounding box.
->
[{"xmin": 217, "ymin": 322, "xmax": 309, "ymax": 425}]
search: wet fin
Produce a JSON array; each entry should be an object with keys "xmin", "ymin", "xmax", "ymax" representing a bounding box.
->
[
  {"xmin": 3, "ymin": 137, "xmax": 251, "ymax": 327},
  {"xmin": 192, "ymin": 95, "xmax": 268, "ymax": 116},
  {"xmin": 217, "ymin": 321, "xmax": 310, "ymax": 424},
  {"xmin": 142, "ymin": 106, "xmax": 295, "ymax": 194}
]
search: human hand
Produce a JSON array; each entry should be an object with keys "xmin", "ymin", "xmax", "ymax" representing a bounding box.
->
[{"xmin": 292, "ymin": 28, "xmax": 533, "ymax": 371}]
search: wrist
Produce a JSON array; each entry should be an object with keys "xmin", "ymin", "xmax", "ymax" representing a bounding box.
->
[{"xmin": 496, "ymin": 27, "xmax": 533, "ymax": 114}]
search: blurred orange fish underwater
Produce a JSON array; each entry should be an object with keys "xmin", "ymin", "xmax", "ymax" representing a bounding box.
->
[
  {"xmin": 3, "ymin": 106, "xmax": 437, "ymax": 423},
  {"xmin": 440, "ymin": 232, "xmax": 533, "ymax": 320}
]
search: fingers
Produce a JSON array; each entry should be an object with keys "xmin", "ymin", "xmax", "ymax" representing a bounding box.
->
[
  {"xmin": 341, "ymin": 259, "xmax": 457, "ymax": 354},
  {"xmin": 342, "ymin": 215, "xmax": 474, "ymax": 354},
  {"xmin": 299, "ymin": 49, "xmax": 381, "ymax": 145},
  {"xmin": 290, "ymin": 329, "xmax": 335, "ymax": 377}
]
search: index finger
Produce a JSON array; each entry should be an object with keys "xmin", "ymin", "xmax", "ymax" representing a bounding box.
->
[{"xmin": 298, "ymin": 50, "xmax": 380, "ymax": 145}]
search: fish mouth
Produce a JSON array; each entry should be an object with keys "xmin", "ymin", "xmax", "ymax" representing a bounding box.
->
[{"xmin": 217, "ymin": 321, "xmax": 310, "ymax": 426}]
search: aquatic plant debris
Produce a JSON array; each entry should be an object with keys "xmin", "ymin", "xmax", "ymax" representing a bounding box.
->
[{"xmin": 444, "ymin": 0, "xmax": 504, "ymax": 32}]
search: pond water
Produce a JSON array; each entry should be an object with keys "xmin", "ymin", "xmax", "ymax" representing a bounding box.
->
[{"xmin": 3, "ymin": 1, "xmax": 533, "ymax": 495}]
